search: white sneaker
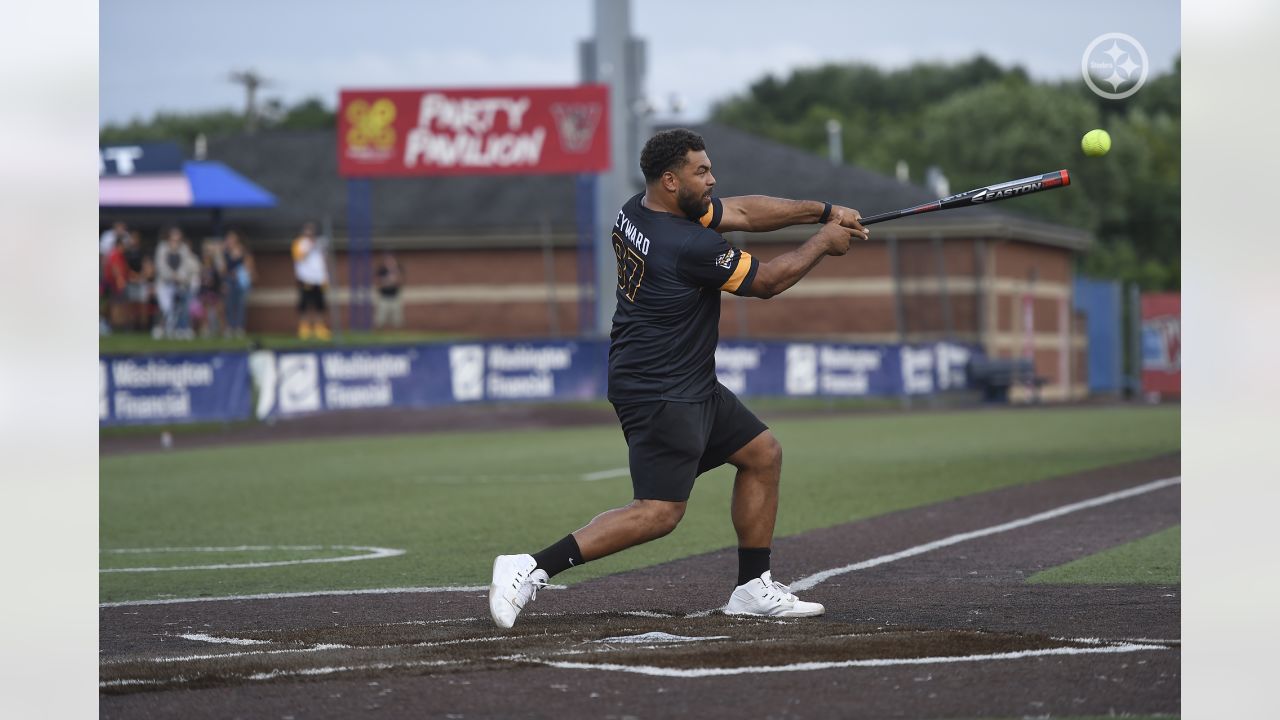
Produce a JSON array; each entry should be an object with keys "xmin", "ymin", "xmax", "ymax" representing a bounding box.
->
[
  {"xmin": 488, "ymin": 554, "xmax": 548, "ymax": 629},
  {"xmin": 723, "ymin": 570, "xmax": 825, "ymax": 618}
]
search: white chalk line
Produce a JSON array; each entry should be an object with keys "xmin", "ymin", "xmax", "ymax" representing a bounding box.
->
[
  {"xmin": 101, "ymin": 584, "xmax": 563, "ymax": 608},
  {"xmin": 102, "ymin": 676, "xmax": 197, "ymax": 688},
  {"xmin": 100, "ymin": 545, "xmax": 405, "ymax": 573},
  {"xmin": 100, "ymin": 659, "xmax": 461, "ymax": 688},
  {"xmin": 386, "ymin": 616, "xmax": 483, "ymax": 626},
  {"xmin": 502, "ymin": 642, "xmax": 1168, "ymax": 678},
  {"xmin": 595, "ymin": 632, "xmax": 731, "ymax": 644},
  {"xmin": 109, "ymin": 630, "xmax": 580, "ymax": 666},
  {"xmin": 686, "ymin": 609, "xmax": 798, "ymax": 622},
  {"xmin": 103, "ymin": 545, "xmax": 341, "ymax": 554},
  {"xmin": 789, "ymin": 476, "xmax": 1181, "ymax": 592},
  {"xmin": 103, "ymin": 640, "xmax": 473, "ymax": 666},
  {"xmin": 244, "ymin": 660, "xmax": 459, "ymax": 681},
  {"xmin": 581, "ymin": 466, "xmax": 630, "ymax": 482},
  {"xmin": 102, "ymin": 586, "xmax": 483, "ymax": 608},
  {"xmin": 102, "ymin": 643, "xmax": 353, "ymax": 665},
  {"xmin": 178, "ymin": 633, "xmax": 270, "ymax": 646},
  {"xmin": 1054, "ymin": 635, "xmax": 1180, "ymax": 647}
]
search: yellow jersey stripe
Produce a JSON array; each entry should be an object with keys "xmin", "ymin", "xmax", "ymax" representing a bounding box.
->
[{"xmin": 720, "ymin": 251, "xmax": 753, "ymax": 293}]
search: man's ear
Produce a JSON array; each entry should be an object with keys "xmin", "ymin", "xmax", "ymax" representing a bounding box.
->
[{"xmin": 662, "ymin": 171, "xmax": 678, "ymax": 192}]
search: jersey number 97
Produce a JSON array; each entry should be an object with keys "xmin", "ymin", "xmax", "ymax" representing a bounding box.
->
[{"xmin": 612, "ymin": 234, "xmax": 645, "ymax": 303}]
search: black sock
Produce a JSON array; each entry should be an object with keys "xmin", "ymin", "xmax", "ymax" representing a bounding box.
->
[
  {"xmin": 737, "ymin": 547, "xmax": 771, "ymax": 587},
  {"xmin": 532, "ymin": 534, "xmax": 585, "ymax": 578}
]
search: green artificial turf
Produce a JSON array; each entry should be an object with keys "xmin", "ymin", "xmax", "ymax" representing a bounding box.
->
[
  {"xmin": 100, "ymin": 405, "xmax": 1179, "ymax": 602},
  {"xmin": 1028, "ymin": 525, "xmax": 1180, "ymax": 585}
]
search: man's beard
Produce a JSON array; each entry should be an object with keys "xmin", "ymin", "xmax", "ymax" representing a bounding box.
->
[{"xmin": 677, "ymin": 186, "xmax": 710, "ymax": 220}]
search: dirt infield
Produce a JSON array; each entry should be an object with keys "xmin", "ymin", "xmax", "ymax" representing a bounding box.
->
[{"xmin": 100, "ymin": 453, "xmax": 1180, "ymax": 718}]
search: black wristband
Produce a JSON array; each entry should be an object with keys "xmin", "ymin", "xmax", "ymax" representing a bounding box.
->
[{"xmin": 818, "ymin": 202, "xmax": 832, "ymax": 224}]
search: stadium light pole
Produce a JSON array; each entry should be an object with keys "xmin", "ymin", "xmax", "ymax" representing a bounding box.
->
[
  {"xmin": 229, "ymin": 69, "xmax": 270, "ymax": 134},
  {"xmin": 590, "ymin": 0, "xmax": 638, "ymax": 337}
]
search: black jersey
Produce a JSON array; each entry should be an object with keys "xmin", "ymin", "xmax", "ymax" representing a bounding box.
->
[{"xmin": 607, "ymin": 193, "xmax": 759, "ymax": 403}]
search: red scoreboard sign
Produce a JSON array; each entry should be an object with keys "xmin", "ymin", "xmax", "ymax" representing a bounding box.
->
[{"xmin": 337, "ymin": 85, "xmax": 610, "ymax": 177}]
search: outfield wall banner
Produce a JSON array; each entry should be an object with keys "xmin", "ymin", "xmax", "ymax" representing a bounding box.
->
[
  {"xmin": 248, "ymin": 339, "xmax": 982, "ymax": 419},
  {"xmin": 1140, "ymin": 292, "xmax": 1180, "ymax": 398},
  {"xmin": 713, "ymin": 341, "xmax": 976, "ymax": 398},
  {"xmin": 337, "ymin": 85, "xmax": 610, "ymax": 177},
  {"xmin": 99, "ymin": 354, "xmax": 252, "ymax": 426},
  {"xmin": 253, "ymin": 342, "xmax": 608, "ymax": 419}
]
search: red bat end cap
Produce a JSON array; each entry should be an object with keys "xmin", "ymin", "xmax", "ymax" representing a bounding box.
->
[{"xmin": 1060, "ymin": 169, "xmax": 1071, "ymax": 186}]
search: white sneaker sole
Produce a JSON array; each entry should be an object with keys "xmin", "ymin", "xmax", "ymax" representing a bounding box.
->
[
  {"xmin": 723, "ymin": 605, "xmax": 825, "ymax": 618},
  {"xmin": 489, "ymin": 556, "xmax": 516, "ymax": 629},
  {"xmin": 488, "ymin": 586, "xmax": 515, "ymax": 629}
]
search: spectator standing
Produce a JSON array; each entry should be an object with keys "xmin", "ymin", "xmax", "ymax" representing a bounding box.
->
[
  {"xmin": 122, "ymin": 230, "xmax": 154, "ymax": 332},
  {"xmin": 374, "ymin": 250, "xmax": 405, "ymax": 330},
  {"xmin": 99, "ymin": 221, "xmax": 128, "ymax": 335},
  {"xmin": 100, "ymin": 220, "xmax": 127, "ymax": 257},
  {"xmin": 154, "ymin": 227, "xmax": 200, "ymax": 339},
  {"xmin": 103, "ymin": 237, "xmax": 130, "ymax": 331},
  {"xmin": 292, "ymin": 221, "xmax": 331, "ymax": 340},
  {"xmin": 196, "ymin": 239, "xmax": 227, "ymax": 338},
  {"xmin": 222, "ymin": 229, "xmax": 255, "ymax": 337}
]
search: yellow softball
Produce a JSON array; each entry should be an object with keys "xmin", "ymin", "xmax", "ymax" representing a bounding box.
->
[{"xmin": 1081, "ymin": 129, "xmax": 1111, "ymax": 157}]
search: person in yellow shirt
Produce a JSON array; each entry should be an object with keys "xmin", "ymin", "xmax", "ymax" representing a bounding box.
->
[{"xmin": 291, "ymin": 222, "xmax": 331, "ymax": 340}]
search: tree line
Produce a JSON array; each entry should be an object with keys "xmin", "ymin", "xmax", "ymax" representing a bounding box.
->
[
  {"xmin": 102, "ymin": 56, "xmax": 1178, "ymax": 289},
  {"xmin": 710, "ymin": 55, "xmax": 1180, "ymax": 290},
  {"xmin": 99, "ymin": 97, "xmax": 335, "ymax": 148}
]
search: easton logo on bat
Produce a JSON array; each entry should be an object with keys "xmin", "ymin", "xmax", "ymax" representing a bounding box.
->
[{"xmin": 969, "ymin": 181, "xmax": 1044, "ymax": 204}]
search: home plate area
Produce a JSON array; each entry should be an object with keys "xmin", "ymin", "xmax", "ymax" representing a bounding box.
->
[
  {"xmin": 100, "ymin": 457, "xmax": 1181, "ymax": 715},
  {"xmin": 99, "ymin": 610, "xmax": 1171, "ymax": 693}
]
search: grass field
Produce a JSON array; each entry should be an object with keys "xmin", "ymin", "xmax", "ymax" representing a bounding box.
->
[
  {"xmin": 1029, "ymin": 524, "xmax": 1180, "ymax": 585},
  {"xmin": 96, "ymin": 396, "xmax": 914, "ymax": 439},
  {"xmin": 99, "ymin": 405, "xmax": 1180, "ymax": 603}
]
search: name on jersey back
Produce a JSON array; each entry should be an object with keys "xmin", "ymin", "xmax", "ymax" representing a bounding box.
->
[{"xmin": 615, "ymin": 210, "xmax": 651, "ymax": 255}]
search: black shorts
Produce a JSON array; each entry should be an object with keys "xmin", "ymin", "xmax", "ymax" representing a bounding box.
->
[
  {"xmin": 297, "ymin": 283, "xmax": 327, "ymax": 313},
  {"xmin": 612, "ymin": 383, "xmax": 768, "ymax": 502}
]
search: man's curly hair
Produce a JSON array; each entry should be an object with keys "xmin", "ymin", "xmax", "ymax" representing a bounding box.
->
[{"xmin": 639, "ymin": 128, "xmax": 705, "ymax": 182}]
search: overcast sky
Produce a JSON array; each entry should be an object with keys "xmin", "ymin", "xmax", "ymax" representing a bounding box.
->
[{"xmin": 100, "ymin": 0, "xmax": 1181, "ymax": 127}]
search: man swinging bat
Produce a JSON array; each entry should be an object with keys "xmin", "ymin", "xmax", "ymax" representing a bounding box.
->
[{"xmin": 488, "ymin": 127, "xmax": 868, "ymax": 628}]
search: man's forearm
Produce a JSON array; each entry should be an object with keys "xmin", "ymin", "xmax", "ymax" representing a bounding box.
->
[
  {"xmin": 722, "ymin": 195, "xmax": 825, "ymax": 233},
  {"xmin": 748, "ymin": 235, "xmax": 829, "ymax": 299}
]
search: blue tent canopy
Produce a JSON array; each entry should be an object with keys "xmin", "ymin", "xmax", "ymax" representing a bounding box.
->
[
  {"xmin": 99, "ymin": 161, "xmax": 276, "ymax": 209},
  {"xmin": 183, "ymin": 161, "xmax": 276, "ymax": 208}
]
